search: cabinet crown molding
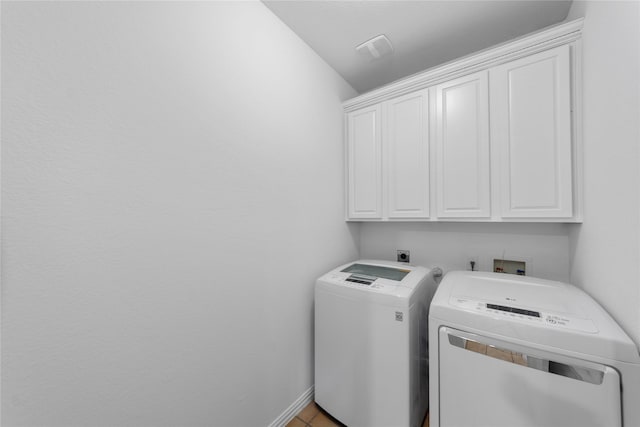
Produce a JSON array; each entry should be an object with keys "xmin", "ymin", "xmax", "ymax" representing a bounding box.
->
[{"xmin": 344, "ymin": 18, "xmax": 583, "ymax": 112}]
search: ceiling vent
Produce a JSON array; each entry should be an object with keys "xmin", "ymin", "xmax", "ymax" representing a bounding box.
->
[{"xmin": 356, "ymin": 34, "xmax": 393, "ymax": 60}]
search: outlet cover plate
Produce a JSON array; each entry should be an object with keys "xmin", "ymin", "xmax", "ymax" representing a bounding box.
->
[{"xmin": 397, "ymin": 250, "xmax": 410, "ymax": 263}]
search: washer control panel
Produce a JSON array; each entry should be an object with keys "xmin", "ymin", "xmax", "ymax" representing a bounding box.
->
[
  {"xmin": 326, "ymin": 274, "xmax": 392, "ymax": 293},
  {"xmin": 450, "ymin": 297, "xmax": 598, "ymax": 333}
]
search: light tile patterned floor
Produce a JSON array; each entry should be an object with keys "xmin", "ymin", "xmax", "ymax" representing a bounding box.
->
[{"xmin": 287, "ymin": 402, "xmax": 429, "ymax": 427}]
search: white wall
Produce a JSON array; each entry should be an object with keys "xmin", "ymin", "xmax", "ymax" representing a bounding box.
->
[
  {"xmin": 566, "ymin": 1, "xmax": 640, "ymax": 346},
  {"xmin": 1, "ymin": 2, "xmax": 358, "ymax": 426},
  {"xmin": 360, "ymin": 223, "xmax": 571, "ymax": 281}
]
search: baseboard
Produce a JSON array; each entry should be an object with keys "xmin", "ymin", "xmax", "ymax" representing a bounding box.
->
[{"xmin": 268, "ymin": 385, "xmax": 314, "ymax": 427}]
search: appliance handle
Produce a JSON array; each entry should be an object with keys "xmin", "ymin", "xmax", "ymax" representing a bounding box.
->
[{"xmin": 446, "ymin": 329, "xmax": 605, "ymax": 385}]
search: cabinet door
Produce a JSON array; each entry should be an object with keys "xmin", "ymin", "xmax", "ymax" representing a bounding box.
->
[
  {"xmin": 435, "ymin": 71, "xmax": 491, "ymax": 218},
  {"xmin": 385, "ymin": 90, "xmax": 430, "ymax": 218},
  {"xmin": 491, "ymin": 45, "xmax": 573, "ymax": 218},
  {"xmin": 347, "ymin": 105, "xmax": 382, "ymax": 219}
]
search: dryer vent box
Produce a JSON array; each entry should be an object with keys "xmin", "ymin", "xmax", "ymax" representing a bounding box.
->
[
  {"xmin": 493, "ymin": 259, "xmax": 526, "ymax": 276},
  {"xmin": 356, "ymin": 34, "xmax": 393, "ymax": 60}
]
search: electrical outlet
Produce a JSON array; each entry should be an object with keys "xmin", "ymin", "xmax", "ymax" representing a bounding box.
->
[{"xmin": 397, "ymin": 250, "xmax": 410, "ymax": 263}]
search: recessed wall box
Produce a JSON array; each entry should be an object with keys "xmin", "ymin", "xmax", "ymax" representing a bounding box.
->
[{"xmin": 493, "ymin": 259, "xmax": 526, "ymax": 275}]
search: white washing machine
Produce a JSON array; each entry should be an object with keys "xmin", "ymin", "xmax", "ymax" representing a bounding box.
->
[
  {"xmin": 315, "ymin": 260, "xmax": 438, "ymax": 427},
  {"xmin": 429, "ymin": 271, "xmax": 640, "ymax": 427}
]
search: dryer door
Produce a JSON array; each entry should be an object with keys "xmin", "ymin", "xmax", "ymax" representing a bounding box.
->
[{"xmin": 437, "ymin": 327, "xmax": 621, "ymax": 427}]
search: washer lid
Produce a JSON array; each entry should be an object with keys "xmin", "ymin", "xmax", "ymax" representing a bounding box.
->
[
  {"xmin": 316, "ymin": 259, "xmax": 430, "ymax": 300},
  {"xmin": 341, "ymin": 262, "xmax": 412, "ymax": 283},
  {"xmin": 430, "ymin": 271, "xmax": 640, "ymax": 363}
]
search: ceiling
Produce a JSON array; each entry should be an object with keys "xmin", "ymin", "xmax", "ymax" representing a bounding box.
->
[{"xmin": 263, "ymin": 1, "xmax": 573, "ymax": 94}]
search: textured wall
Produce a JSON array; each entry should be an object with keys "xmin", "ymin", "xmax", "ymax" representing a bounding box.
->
[
  {"xmin": 1, "ymin": 2, "xmax": 358, "ymax": 425},
  {"xmin": 566, "ymin": 1, "xmax": 640, "ymax": 346},
  {"xmin": 359, "ymin": 222, "xmax": 571, "ymax": 281}
]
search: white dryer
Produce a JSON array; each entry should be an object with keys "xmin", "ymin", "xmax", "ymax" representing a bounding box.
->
[
  {"xmin": 429, "ymin": 271, "xmax": 640, "ymax": 427},
  {"xmin": 315, "ymin": 260, "xmax": 438, "ymax": 427}
]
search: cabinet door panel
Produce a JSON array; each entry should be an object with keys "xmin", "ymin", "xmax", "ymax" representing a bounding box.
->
[
  {"xmin": 436, "ymin": 71, "xmax": 491, "ymax": 218},
  {"xmin": 491, "ymin": 45, "xmax": 572, "ymax": 218},
  {"xmin": 347, "ymin": 106, "xmax": 382, "ymax": 219},
  {"xmin": 386, "ymin": 90, "xmax": 430, "ymax": 218}
]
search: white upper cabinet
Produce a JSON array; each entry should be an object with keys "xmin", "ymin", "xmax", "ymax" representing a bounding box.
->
[
  {"xmin": 343, "ymin": 18, "xmax": 583, "ymax": 222},
  {"xmin": 346, "ymin": 92, "xmax": 430, "ymax": 220},
  {"xmin": 490, "ymin": 45, "xmax": 573, "ymax": 219},
  {"xmin": 435, "ymin": 71, "xmax": 491, "ymax": 218},
  {"xmin": 385, "ymin": 90, "xmax": 430, "ymax": 219},
  {"xmin": 347, "ymin": 105, "xmax": 382, "ymax": 219}
]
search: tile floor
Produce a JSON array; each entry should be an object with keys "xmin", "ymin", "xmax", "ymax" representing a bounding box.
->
[{"xmin": 287, "ymin": 401, "xmax": 429, "ymax": 427}]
